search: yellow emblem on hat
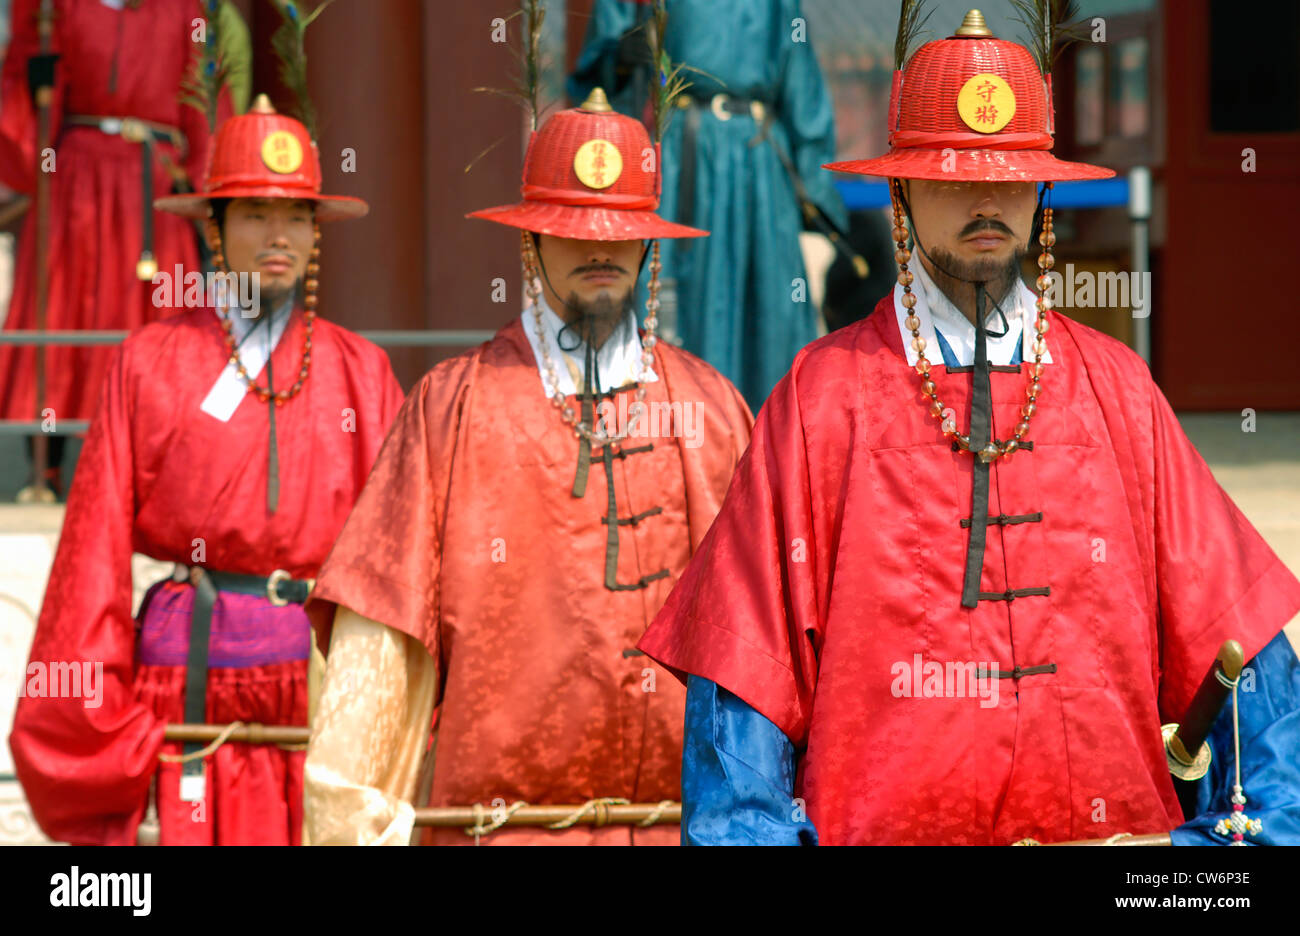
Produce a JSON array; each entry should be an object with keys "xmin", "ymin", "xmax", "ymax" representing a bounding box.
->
[
  {"xmin": 573, "ymin": 138, "xmax": 622, "ymax": 190},
  {"xmin": 957, "ymin": 73, "xmax": 1016, "ymax": 133},
  {"xmin": 261, "ymin": 130, "xmax": 304, "ymax": 174}
]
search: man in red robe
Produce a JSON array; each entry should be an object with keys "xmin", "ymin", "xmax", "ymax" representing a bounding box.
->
[
  {"xmin": 638, "ymin": 10, "xmax": 1300, "ymax": 845},
  {"xmin": 302, "ymin": 87, "xmax": 753, "ymax": 845},
  {"xmin": 0, "ymin": 0, "xmax": 239, "ymax": 495},
  {"xmin": 7, "ymin": 96, "xmax": 403, "ymax": 845}
]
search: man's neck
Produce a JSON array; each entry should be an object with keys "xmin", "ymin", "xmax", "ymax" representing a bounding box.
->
[{"xmin": 917, "ymin": 253, "xmax": 1017, "ymax": 327}]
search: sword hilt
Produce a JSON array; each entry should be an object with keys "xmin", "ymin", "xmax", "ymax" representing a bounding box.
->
[{"xmin": 1163, "ymin": 639, "xmax": 1244, "ymax": 781}]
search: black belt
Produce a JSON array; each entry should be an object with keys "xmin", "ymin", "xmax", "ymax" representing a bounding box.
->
[
  {"xmin": 674, "ymin": 93, "xmax": 865, "ymax": 275},
  {"xmin": 177, "ymin": 567, "xmax": 314, "ymax": 799},
  {"xmin": 675, "ymin": 93, "xmax": 771, "ymax": 247},
  {"xmin": 64, "ymin": 114, "xmax": 187, "ymax": 282}
]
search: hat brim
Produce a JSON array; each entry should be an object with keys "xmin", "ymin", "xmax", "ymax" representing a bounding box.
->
[
  {"xmin": 467, "ymin": 201, "xmax": 707, "ymax": 240},
  {"xmin": 154, "ymin": 187, "xmax": 369, "ymax": 222},
  {"xmin": 825, "ymin": 148, "xmax": 1115, "ymax": 183}
]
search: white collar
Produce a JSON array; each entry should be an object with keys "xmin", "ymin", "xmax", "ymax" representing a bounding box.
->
[
  {"xmin": 199, "ymin": 298, "xmax": 295, "ymax": 423},
  {"xmin": 220, "ymin": 297, "xmax": 294, "ymax": 347},
  {"xmin": 520, "ymin": 292, "xmax": 658, "ymax": 397},
  {"xmin": 893, "ymin": 256, "xmax": 1052, "ymax": 368}
]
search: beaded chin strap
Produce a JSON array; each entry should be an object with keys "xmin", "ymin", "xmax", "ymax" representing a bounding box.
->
[
  {"xmin": 890, "ymin": 178, "xmax": 1055, "ymax": 463},
  {"xmin": 520, "ymin": 229, "xmax": 661, "ymax": 449}
]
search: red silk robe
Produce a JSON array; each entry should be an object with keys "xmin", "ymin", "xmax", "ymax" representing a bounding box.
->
[
  {"xmin": 308, "ymin": 318, "xmax": 753, "ymax": 845},
  {"xmin": 0, "ymin": 0, "xmax": 226, "ymax": 421},
  {"xmin": 639, "ymin": 296, "xmax": 1300, "ymax": 846},
  {"xmin": 8, "ymin": 307, "xmax": 403, "ymax": 844}
]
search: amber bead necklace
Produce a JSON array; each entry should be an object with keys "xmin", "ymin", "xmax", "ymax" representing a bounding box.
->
[
  {"xmin": 205, "ymin": 217, "xmax": 320, "ymax": 405},
  {"xmin": 891, "ymin": 178, "xmax": 1056, "ymax": 463}
]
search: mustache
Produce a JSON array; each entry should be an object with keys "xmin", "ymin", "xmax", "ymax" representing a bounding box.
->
[
  {"xmin": 959, "ymin": 219, "xmax": 1015, "ymax": 238},
  {"xmin": 570, "ymin": 263, "xmax": 629, "ymax": 276}
]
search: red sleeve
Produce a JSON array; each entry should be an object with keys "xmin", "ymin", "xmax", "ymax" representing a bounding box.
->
[
  {"xmin": 638, "ymin": 361, "xmax": 823, "ymax": 748},
  {"xmin": 306, "ymin": 354, "xmax": 475, "ymax": 664},
  {"xmin": 0, "ymin": 0, "xmax": 66, "ymax": 194},
  {"xmin": 8, "ymin": 340, "xmax": 165, "ymax": 845},
  {"xmin": 1150, "ymin": 382, "xmax": 1300, "ymax": 723}
]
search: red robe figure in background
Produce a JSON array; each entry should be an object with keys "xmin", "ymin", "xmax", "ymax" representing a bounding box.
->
[
  {"xmin": 8, "ymin": 97, "xmax": 403, "ymax": 845},
  {"xmin": 0, "ymin": 0, "xmax": 229, "ymax": 463},
  {"xmin": 638, "ymin": 11, "xmax": 1300, "ymax": 845}
]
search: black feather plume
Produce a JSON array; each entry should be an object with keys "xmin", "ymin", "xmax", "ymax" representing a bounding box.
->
[
  {"xmin": 180, "ymin": 0, "xmax": 227, "ymax": 132},
  {"xmin": 894, "ymin": 0, "xmax": 935, "ymax": 70},
  {"xmin": 269, "ymin": 0, "xmax": 335, "ymax": 141},
  {"xmin": 1008, "ymin": 0, "xmax": 1087, "ymax": 74}
]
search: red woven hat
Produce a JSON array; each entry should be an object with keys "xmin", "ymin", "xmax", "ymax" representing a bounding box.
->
[
  {"xmin": 155, "ymin": 94, "xmax": 368, "ymax": 221},
  {"xmin": 826, "ymin": 9, "xmax": 1113, "ymax": 183},
  {"xmin": 469, "ymin": 87, "xmax": 706, "ymax": 241}
]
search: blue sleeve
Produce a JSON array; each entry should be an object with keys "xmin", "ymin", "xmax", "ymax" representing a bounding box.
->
[
  {"xmin": 681, "ymin": 675, "xmax": 818, "ymax": 845},
  {"xmin": 1169, "ymin": 631, "xmax": 1300, "ymax": 846}
]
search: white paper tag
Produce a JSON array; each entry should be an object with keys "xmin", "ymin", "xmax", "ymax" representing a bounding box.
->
[
  {"xmin": 179, "ymin": 769, "xmax": 206, "ymax": 804},
  {"xmin": 200, "ymin": 307, "xmax": 291, "ymax": 422}
]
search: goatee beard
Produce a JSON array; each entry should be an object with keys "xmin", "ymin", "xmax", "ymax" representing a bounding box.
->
[
  {"xmin": 556, "ymin": 288, "xmax": 636, "ymax": 352},
  {"xmin": 924, "ymin": 246, "xmax": 1026, "ymax": 318}
]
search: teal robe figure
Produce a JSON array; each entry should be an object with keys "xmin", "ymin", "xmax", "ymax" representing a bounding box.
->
[{"xmin": 570, "ymin": 0, "xmax": 848, "ymax": 409}]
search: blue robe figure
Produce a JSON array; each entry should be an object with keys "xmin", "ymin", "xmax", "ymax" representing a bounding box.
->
[{"xmin": 570, "ymin": 0, "xmax": 848, "ymax": 409}]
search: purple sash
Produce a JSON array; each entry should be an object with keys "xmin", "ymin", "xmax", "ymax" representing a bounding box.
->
[{"xmin": 136, "ymin": 580, "xmax": 311, "ymax": 668}]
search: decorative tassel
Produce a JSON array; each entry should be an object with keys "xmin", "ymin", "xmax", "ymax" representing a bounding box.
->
[{"xmin": 893, "ymin": 0, "xmax": 934, "ymax": 71}]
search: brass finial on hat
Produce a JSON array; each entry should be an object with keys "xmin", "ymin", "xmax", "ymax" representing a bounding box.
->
[
  {"xmin": 954, "ymin": 9, "xmax": 994, "ymax": 38},
  {"xmin": 580, "ymin": 87, "xmax": 613, "ymax": 113}
]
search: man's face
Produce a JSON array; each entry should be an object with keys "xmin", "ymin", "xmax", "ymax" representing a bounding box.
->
[
  {"xmin": 216, "ymin": 197, "xmax": 314, "ymax": 307},
  {"xmin": 903, "ymin": 179, "xmax": 1037, "ymax": 292},
  {"xmin": 536, "ymin": 235, "xmax": 643, "ymax": 310}
]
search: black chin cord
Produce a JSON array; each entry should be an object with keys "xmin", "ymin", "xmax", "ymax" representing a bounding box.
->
[
  {"xmin": 892, "ymin": 184, "xmax": 1051, "ymax": 609},
  {"xmin": 893, "ymin": 184, "xmax": 1047, "ymax": 340},
  {"xmin": 960, "ymin": 281, "xmax": 993, "ymax": 608},
  {"xmin": 526, "ymin": 232, "xmax": 649, "ymax": 499}
]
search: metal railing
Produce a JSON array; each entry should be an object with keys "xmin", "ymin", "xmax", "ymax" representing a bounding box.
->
[{"xmin": 0, "ymin": 328, "xmax": 495, "ymax": 436}]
